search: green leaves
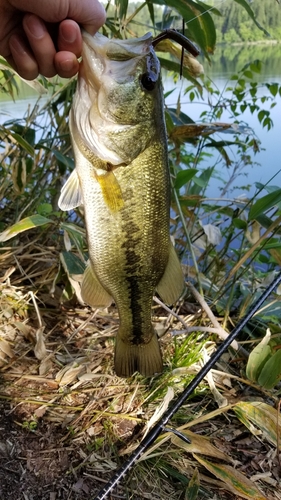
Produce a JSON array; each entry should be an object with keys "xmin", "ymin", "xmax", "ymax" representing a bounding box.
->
[
  {"xmin": 115, "ymin": 0, "xmax": 129, "ymax": 20},
  {"xmin": 249, "ymin": 188, "xmax": 281, "ymax": 220},
  {"xmin": 233, "ymin": 0, "xmax": 270, "ymax": 37},
  {"xmin": 7, "ymin": 130, "xmax": 35, "ymax": 156},
  {"xmin": 234, "ymin": 402, "xmax": 281, "ymax": 449},
  {"xmin": 184, "ymin": 468, "xmax": 199, "ymax": 500},
  {"xmin": 158, "ymin": 401, "xmax": 278, "ymax": 500},
  {"xmin": 246, "ymin": 329, "xmax": 281, "ymax": 389},
  {"xmin": 174, "ymin": 168, "xmax": 198, "ymax": 190},
  {"xmin": 158, "ymin": 57, "xmax": 202, "ymax": 87},
  {"xmin": 257, "ymin": 349, "xmax": 281, "ymax": 389},
  {"xmin": 246, "ymin": 329, "xmax": 272, "ymax": 382},
  {"xmin": 60, "ymin": 251, "xmax": 86, "ymax": 277},
  {"xmin": 153, "ymin": 0, "xmax": 269, "ymax": 58},
  {"xmin": 194, "ymin": 456, "xmax": 266, "ymax": 500},
  {"xmin": 53, "ymin": 150, "xmax": 75, "ymax": 175},
  {"xmin": 0, "ymin": 215, "xmax": 53, "ymax": 242},
  {"xmin": 161, "ymin": 0, "xmax": 216, "ymax": 57}
]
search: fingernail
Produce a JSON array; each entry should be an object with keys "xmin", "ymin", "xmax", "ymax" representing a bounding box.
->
[
  {"xmin": 26, "ymin": 15, "xmax": 46, "ymax": 39},
  {"xmin": 60, "ymin": 25, "xmax": 77, "ymax": 44},
  {"xmin": 9, "ymin": 35, "xmax": 27, "ymax": 55},
  {"xmin": 60, "ymin": 58, "xmax": 75, "ymax": 72}
]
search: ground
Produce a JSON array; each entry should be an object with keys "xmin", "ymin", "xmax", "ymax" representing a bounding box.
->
[{"xmin": 0, "ymin": 241, "xmax": 280, "ymax": 500}]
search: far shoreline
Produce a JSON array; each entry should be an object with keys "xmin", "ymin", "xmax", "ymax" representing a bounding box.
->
[{"xmin": 217, "ymin": 39, "xmax": 280, "ymax": 47}]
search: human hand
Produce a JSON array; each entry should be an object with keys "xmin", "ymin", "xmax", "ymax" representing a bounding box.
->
[{"xmin": 0, "ymin": 0, "xmax": 106, "ymax": 80}]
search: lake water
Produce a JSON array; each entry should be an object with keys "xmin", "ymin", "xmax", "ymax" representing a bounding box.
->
[
  {"xmin": 164, "ymin": 43, "xmax": 281, "ymax": 198},
  {"xmin": 1, "ymin": 43, "xmax": 281, "ymax": 198}
]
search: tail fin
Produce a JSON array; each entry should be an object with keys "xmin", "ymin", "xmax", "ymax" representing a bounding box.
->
[{"xmin": 114, "ymin": 331, "xmax": 163, "ymax": 378}]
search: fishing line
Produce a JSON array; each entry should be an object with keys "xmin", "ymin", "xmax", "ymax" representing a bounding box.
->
[
  {"xmin": 184, "ymin": 0, "xmax": 229, "ymax": 27},
  {"xmin": 130, "ymin": 0, "xmax": 230, "ymax": 34},
  {"xmin": 180, "ymin": 17, "xmax": 185, "ymax": 78},
  {"xmin": 93, "ymin": 270, "xmax": 281, "ymax": 500}
]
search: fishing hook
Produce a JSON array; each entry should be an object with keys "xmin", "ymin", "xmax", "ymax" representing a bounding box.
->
[
  {"xmin": 152, "ymin": 29, "xmax": 200, "ymax": 57},
  {"xmin": 92, "ymin": 270, "xmax": 281, "ymax": 500}
]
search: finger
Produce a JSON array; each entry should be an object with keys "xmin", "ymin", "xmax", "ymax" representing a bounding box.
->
[
  {"xmin": 8, "ymin": 0, "xmax": 106, "ymax": 34},
  {"xmin": 22, "ymin": 14, "xmax": 57, "ymax": 78},
  {"xmin": 0, "ymin": 10, "xmax": 24, "ymax": 61},
  {"xmin": 76, "ymin": 1, "xmax": 107, "ymax": 35},
  {"xmin": 54, "ymin": 51, "xmax": 80, "ymax": 79},
  {"xmin": 8, "ymin": 33, "xmax": 39, "ymax": 80},
  {"xmin": 57, "ymin": 20, "xmax": 82, "ymax": 57}
]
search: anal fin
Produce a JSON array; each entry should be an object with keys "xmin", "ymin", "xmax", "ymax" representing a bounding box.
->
[
  {"xmin": 156, "ymin": 242, "xmax": 185, "ymax": 305},
  {"xmin": 81, "ymin": 264, "xmax": 113, "ymax": 308},
  {"xmin": 58, "ymin": 169, "xmax": 83, "ymax": 211}
]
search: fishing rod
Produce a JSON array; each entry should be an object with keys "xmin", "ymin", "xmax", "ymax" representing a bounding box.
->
[{"xmin": 93, "ymin": 271, "xmax": 281, "ymax": 499}]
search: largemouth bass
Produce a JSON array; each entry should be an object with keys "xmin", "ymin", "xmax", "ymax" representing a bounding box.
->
[{"xmin": 58, "ymin": 31, "xmax": 185, "ymax": 377}]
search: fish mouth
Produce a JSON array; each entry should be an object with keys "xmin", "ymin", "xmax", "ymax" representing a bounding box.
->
[
  {"xmin": 82, "ymin": 31, "xmax": 153, "ymax": 58},
  {"xmin": 72, "ymin": 29, "xmax": 198, "ymax": 167},
  {"xmin": 73, "ymin": 31, "xmax": 161, "ymax": 165},
  {"xmin": 80, "ymin": 31, "xmax": 154, "ymax": 87},
  {"xmin": 79, "ymin": 29, "xmax": 199, "ymax": 93}
]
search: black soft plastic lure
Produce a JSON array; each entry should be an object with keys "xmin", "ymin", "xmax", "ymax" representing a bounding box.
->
[{"xmin": 152, "ymin": 28, "xmax": 200, "ymax": 57}]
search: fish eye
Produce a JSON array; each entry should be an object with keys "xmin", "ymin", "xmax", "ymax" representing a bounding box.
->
[{"xmin": 140, "ymin": 73, "xmax": 156, "ymax": 91}]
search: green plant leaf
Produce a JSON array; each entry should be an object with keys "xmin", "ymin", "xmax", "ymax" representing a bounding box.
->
[
  {"xmin": 166, "ymin": 108, "xmax": 195, "ymax": 126},
  {"xmin": 233, "ymin": 0, "xmax": 270, "ymax": 37},
  {"xmin": 246, "ymin": 329, "xmax": 272, "ymax": 382},
  {"xmin": 232, "ymin": 218, "xmax": 247, "ymax": 230},
  {"xmin": 0, "ymin": 215, "xmax": 53, "ymax": 242},
  {"xmin": 256, "ymin": 213, "xmax": 281, "ymax": 231},
  {"xmin": 115, "ymin": 0, "xmax": 128, "ymax": 20},
  {"xmin": 11, "ymin": 124, "xmax": 36, "ymax": 147},
  {"xmin": 146, "ymin": 0, "xmax": 155, "ymax": 25},
  {"xmin": 60, "ymin": 222, "xmax": 86, "ymax": 259},
  {"xmin": 249, "ymin": 188, "xmax": 281, "ymax": 220},
  {"xmin": 165, "ymin": 110, "xmax": 175, "ymax": 134},
  {"xmin": 171, "ymin": 430, "xmax": 231, "ymax": 462},
  {"xmin": 53, "ymin": 150, "xmax": 75, "ymax": 171},
  {"xmin": 234, "ymin": 402, "xmax": 281, "ymax": 449},
  {"xmin": 37, "ymin": 203, "xmax": 53, "ymax": 216},
  {"xmin": 184, "ymin": 467, "xmax": 199, "ymax": 500},
  {"xmin": 194, "ymin": 455, "xmax": 266, "ymax": 500},
  {"xmin": 7, "ymin": 131, "xmax": 34, "ymax": 156},
  {"xmin": 257, "ymin": 348, "xmax": 281, "ymax": 389},
  {"xmin": 255, "ymin": 301, "xmax": 281, "ymax": 319},
  {"xmin": 158, "ymin": 57, "xmax": 202, "ymax": 88},
  {"xmin": 161, "ymin": 0, "xmax": 216, "ymax": 56},
  {"xmin": 190, "ymin": 167, "xmax": 214, "ymax": 195},
  {"xmin": 60, "ymin": 251, "xmax": 86, "ymax": 277},
  {"xmin": 174, "ymin": 169, "xmax": 198, "ymax": 190},
  {"xmin": 250, "ymin": 60, "xmax": 262, "ymax": 73}
]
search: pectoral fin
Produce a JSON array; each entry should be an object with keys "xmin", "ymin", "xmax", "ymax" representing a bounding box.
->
[
  {"xmin": 81, "ymin": 264, "xmax": 113, "ymax": 308},
  {"xmin": 58, "ymin": 169, "xmax": 83, "ymax": 211},
  {"xmin": 95, "ymin": 171, "xmax": 124, "ymax": 212},
  {"xmin": 156, "ymin": 243, "xmax": 185, "ymax": 305}
]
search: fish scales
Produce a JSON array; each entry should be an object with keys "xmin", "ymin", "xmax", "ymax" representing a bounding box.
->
[
  {"xmin": 59, "ymin": 31, "xmax": 185, "ymax": 377},
  {"xmin": 88, "ymin": 142, "xmax": 170, "ymax": 340}
]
